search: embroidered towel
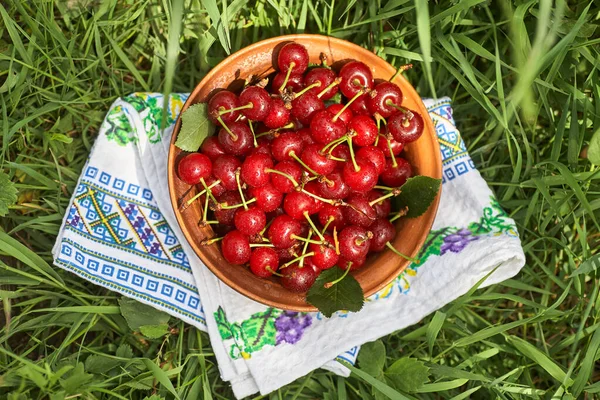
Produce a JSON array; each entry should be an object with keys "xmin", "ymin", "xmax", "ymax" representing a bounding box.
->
[{"xmin": 53, "ymin": 94, "xmax": 525, "ymax": 398}]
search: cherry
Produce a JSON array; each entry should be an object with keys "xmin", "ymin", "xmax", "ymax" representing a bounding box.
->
[
  {"xmin": 318, "ymin": 171, "xmax": 351, "ymax": 199},
  {"xmin": 269, "ymin": 160, "xmax": 302, "ymax": 193},
  {"xmin": 309, "ymin": 234, "xmax": 339, "ymax": 270},
  {"xmin": 178, "ymin": 153, "xmax": 212, "ymax": 185},
  {"xmin": 218, "ymin": 122, "xmax": 253, "ymax": 156},
  {"xmin": 368, "ymin": 81, "xmax": 403, "ymax": 118},
  {"xmin": 213, "ymin": 155, "xmax": 242, "ymax": 191},
  {"xmin": 277, "ymin": 42, "xmax": 309, "ymax": 74},
  {"xmin": 327, "ymin": 103, "xmax": 353, "ymax": 125},
  {"xmin": 367, "ymin": 190, "xmax": 391, "ymax": 219},
  {"xmin": 208, "ymin": 90, "xmax": 240, "ymax": 124},
  {"xmin": 331, "ymin": 144, "xmax": 350, "ymax": 167},
  {"xmin": 318, "ymin": 204, "xmax": 346, "ymax": 231},
  {"xmin": 214, "ymin": 192, "xmax": 242, "ymax": 225},
  {"xmin": 264, "ymin": 98, "xmax": 291, "ymax": 129},
  {"xmin": 304, "ymin": 68, "xmax": 338, "ymax": 100},
  {"xmin": 205, "ymin": 175, "xmax": 227, "ymax": 197},
  {"xmin": 200, "ymin": 136, "xmax": 226, "ymax": 160},
  {"xmin": 239, "ymin": 86, "xmax": 271, "ymax": 121},
  {"xmin": 369, "ymin": 218, "xmax": 396, "ymax": 252},
  {"xmin": 388, "ymin": 110, "xmax": 424, "ymax": 143},
  {"xmin": 248, "ymin": 137, "xmax": 272, "ymax": 157},
  {"xmin": 349, "ymin": 94, "xmax": 370, "ymax": 116},
  {"xmin": 234, "ymin": 206, "xmax": 267, "ymax": 236},
  {"xmin": 250, "ymin": 247, "xmax": 280, "ymax": 278},
  {"xmin": 356, "ymin": 146, "xmax": 386, "ymax": 175},
  {"xmin": 338, "ymin": 255, "xmax": 366, "ymax": 271},
  {"xmin": 343, "ymin": 193, "xmax": 377, "ymax": 228},
  {"xmin": 309, "ymin": 110, "xmax": 347, "ymax": 144},
  {"xmin": 249, "ymin": 183, "xmax": 283, "ymax": 212},
  {"xmin": 283, "ymin": 191, "xmax": 314, "ymax": 219},
  {"xmin": 275, "ymin": 246, "xmax": 298, "ymax": 263},
  {"xmin": 348, "ymin": 115, "xmax": 377, "ymax": 146},
  {"xmin": 339, "ymin": 61, "xmax": 373, "ymax": 98},
  {"xmin": 271, "ymin": 132, "xmax": 303, "ymax": 161},
  {"xmin": 280, "ymin": 263, "xmax": 317, "ymax": 293},
  {"xmin": 380, "ymin": 157, "xmax": 412, "ymax": 187},
  {"xmin": 268, "ymin": 214, "xmax": 303, "ymax": 248},
  {"xmin": 241, "ymin": 153, "xmax": 273, "ymax": 188},
  {"xmin": 339, "ymin": 225, "xmax": 372, "ymax": 261},
  {"xmin": 377, "ymin": 132, "xmax": 404, "ymax": 157},
  {"xmin": 303, "ymin": 181, "xmax": 325, "ymax": 214},
  {"xmin": 301, "ymin": 144, "xmax": 337, "ymax": 175},
  {"xmin": 272, "ymin": 72, "xmax": 304, "ymax": 93},
  {"xmin": 291, "ymin": 92, "xmax": 325, "ymax": 125},
  {"xmin": 221, "ymin": 230, "xmax": 251, "ymax": 265},
  {"xmin": 296, "ymin": 128, "xmax": 315, "ymax": 145},
  {"xmin": 342, "ymin": 158, "xmax": 378, "ymax": 192}
]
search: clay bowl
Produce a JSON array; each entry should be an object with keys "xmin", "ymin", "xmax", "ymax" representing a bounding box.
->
[{"xmin": 168, "ymin": 34, "xmax": 441, "ymax": 312}]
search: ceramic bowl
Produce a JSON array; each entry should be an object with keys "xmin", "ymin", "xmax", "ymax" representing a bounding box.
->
[{"xmin": 168, "ymin": 34, "xmax": 441, "ymax": 311}]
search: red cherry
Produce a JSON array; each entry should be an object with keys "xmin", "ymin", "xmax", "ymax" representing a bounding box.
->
[
  {"xmin": 249, "ymin": 183, "xmax": 283, "ymax": 212},
  {"xmin": 248, "ymin": 137, "xmax": 272, "ymax": 157},
  {"xmin": 268, "ymin": 214, "xmax": 303, "ymax": 248},
  {"xmin": 269, "ymin": 160, "xmax": 302, "ymax": 193},
  {"xmin": 349, "ymin": 94, "xmax": 370, "ymax": 116},
  {"xmin": 271, "ymin": 132, "xmax": 303, "ymax": 161},
  {"xmin": 241, "ymin": 153, "xmax": 273, "ymax": 188},
  {"xmin": 291, "ymin": 93, "xmax": 325, "ymax": 125},
  {"xmin": 272, "ymin": 72, "xmax": 304, "ymax": 93},
  {"xmin": 309, "ymin": 110, "xmax": 347, "ymax": 144},
  {"xmin": 327, "ymin": 103, "xmax": 353, "ymax": 125},
  {"xmin": 281, "ymin": 263, "xmax": 317, "ymax": 292},
  {"xmin": 317, "ymin": 171, "xmax": 351, "ymax": 199},
  {"xmin": 339, "ymin": 225, "xmax": 371, "ymax": 261},
  {"xmin": 205, "ymin": 175, "xmax": 227, "ymax": 197},
  {"xmin": 342, "ymin": 159, "xmax": 378, "ymax": 192},
  {"xmin": 275, "ymin": 246, "xmax": 298, "ymax": 263},
  {"xmin": 380, "ymin": 157, "xmax": 412, "ymax": 187},
  {"xmin": 367, "ymin": 190, "xmax": 391, "ymax": 219},
  {"xmin": 377, "ymin": 132, "xmax": 405, "ymax": 157},
  {"xmin": 309, "ymin": 234, "xmax": 339, "ymax": 270},
  {"xmin": 178, "ymin": 153, "xmax": 212, "ymax": 185},
  {"xmin": 234, "ymin": 206, "xmax": 267, "ymax": 236},
  {"xmin": 338, "ymin": 255, "xmax": 366, "ymax": 270},
  {"xmin": 250, "ymin": 247, "xmax": 280, "ymax": 278},
  {"xmin": 301, "ymin": 144, "xmax": 337, "ymax": 175},
  {"xmin": 218, "ymin": 122, "xmax": 253, "ymax": 156},
  {"xmin": 303, "ymin": 181, "xmax": 324, "ymax": 214},
  {"xmin": 200, "ymin": 136, "xmax": 226, "ymax": 160},
  {"xmin": 367, "ymin": 82, "xmax": 403, "ymax": 118},
  {"xmin": 264, "ymin": 98, "xmax": 291, "ymax": 129},
  {"xmin": 348, "ymin": 115, "xmax": 377, "ymax": 147},
  {"xmin": 331, "ymin": 144, "xmax": 350, "ymax": 168},
  {"xmin": 388, "ymin": 110, "xmax": 424, "ymax": 143},
  {"xmin": 343, "ymin": 193, "xmax": 377, "ymax": 228},
  {"xmin": 221, "ymin": 230, "xmax": 251, "ymax": 265},
  {"xmin": 208, "ymin": 90, "xmax": 239, "ymax": 124},
  {"xmin": 339, "ymin": 61, "xmax": 373, "ymax": 98},
  {"xmin": 304, "ymin": 68, "xmax": 338, "ymax": 100},
  {"xmin": 213, "ymin": 155, "xmax": 242, "ymax": 191},
  {"xmin": 356, "ymin": 146, "xmax": 386, "ymax": 175},
  {"xmin": 277, "ymin": 43, "xmax": 309, "ymax": 74},
  {"xmin": 239, "ymin": 86, "xmax": 272, "ymax": 121},
  {"xmin": 283, "ymin": 191, "xmax": 314, "ymax": 219},
  {"xmin": 296, "ymin": 128, "xmax": 315, "ymax": 145},
  {"xmin": 369, "ymin": 218, "xmax": 396, "ymax": 252},
  {"xmin": 213, "ymin": 192, "xmax": 242, "ymax": 225},
  {"xmin": 318, "ymin": 204, "xmax": 346, "ymax": 231}
]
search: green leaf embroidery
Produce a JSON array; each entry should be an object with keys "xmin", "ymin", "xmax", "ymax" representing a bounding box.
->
[
  {"xmin": 240, "ymin": 308, "xmax": 279, "ymax": 354},
  {"xmin": 397, "ymin": 176, "xmax": 442, "ymax": 218},
  {"xmin": 214, "ymin": 306, "xmax": 234, "ymax": 340},
  {"xmin": 385, "ymin": 357, "xmax": 430, "ymax": 393},
  {"xmin": 118, "ymin": 297, "xmax": 170, "ymax": 332},
  {"xmin": 358, "ymin": 340, "xmax": 387, "ymax": 377},
  {"xmin": 307, "ymin": 267, "xmax": 364, "ymax": 318},
  {"xmin": 174, "ymin": 103, "xmax": 215, "ymax": 152},
  {"xmin": 416, "ymin": 227, "xmax": 452, "ymax": 265},
  {"xmin": 0, "ymin": 171, "xmax": 17, "ymax": 217}
]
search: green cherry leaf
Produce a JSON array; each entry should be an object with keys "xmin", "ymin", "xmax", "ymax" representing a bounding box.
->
[
  {"xmin": 306, "ymin": 267, "xmax": 364, "ymax": 318},
  {"xmin": 0, "ymin": 171, "xmax": 17, "ymax": 217},
  {"xmin": 397, "ymin": 176, "xmax": 441, "ymax": 218},
  {"xmin": 385, "ymin": 357, "xmax": 430, "ymax": 393},
  {"xmin": 174, "ymin": 103, "xmax": 215, "ymax": 152}
]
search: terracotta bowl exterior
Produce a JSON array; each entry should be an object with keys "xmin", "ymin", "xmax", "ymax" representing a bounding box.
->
[{"xmin": 168, "ymin": 34, "xmax": 442, "ymax": 312}]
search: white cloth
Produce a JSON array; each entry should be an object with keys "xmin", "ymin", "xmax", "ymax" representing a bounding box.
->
[{"xmin": 53, "ymin": 94, "xmax": 525, "ymax": 397}]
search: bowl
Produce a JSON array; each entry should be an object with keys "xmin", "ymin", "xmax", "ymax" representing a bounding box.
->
[{"xmin": 168, "ymin": 34, "xmax": 442, "ymax": 312}]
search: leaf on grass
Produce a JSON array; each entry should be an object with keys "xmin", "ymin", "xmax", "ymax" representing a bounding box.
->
[
  {"xmin": 385, "ymin": 357, "xmax": 430, "ymax": 393},
  {"xmin": 397, "ymin": 176, "xmax": 441, "ymax": 218},
  {"xmin": 174, "ymin": 103, "xmax": 215, "ymax": 152},
  {"xmin": 59, "ymin": 363, "xmax": 93, "ymax": 394},
  {"xmin": 119, "ymin": 298, "xmax": 170, "ymax": 332},
  {"xmin": 358, "ymin": 340, "xmax": 386, "ymax": 377},
  {"xmin": 143, "ymin": 395, "xmax": 166, "ymax": 400},
  {"xmin": 306, "ymin": 267, "xmax": 364, "ymax": 318},
  {"xmin": 85, "ymin": 355, "xmax": 121, "ymax": 374},
  {"xmin": 140, "ymin": 323, "xmax": 169, "ymax": 339},
  {"xmin": 587, "ymin": 127, "xmax": 600, "ymax": 165},
  {"xmin": 0, "ymin": 171, "xmax": 17, "ymax": 217},
  {"xmin": 570, "ymin": 254, "xmax": 600, "ymax": 277}
]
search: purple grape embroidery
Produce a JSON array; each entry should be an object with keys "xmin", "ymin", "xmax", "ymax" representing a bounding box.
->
[
  {"xmin": 275, "ymin": 311, "xmax": 312, "ymax": 345},
  {"xmin": 440, "ymin": 229, "xmax": 478, "ymax": 255}
]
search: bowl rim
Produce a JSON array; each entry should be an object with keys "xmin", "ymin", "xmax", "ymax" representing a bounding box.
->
[{"xmin": 168, "ymin": 33, "xmax": 442, "ymax": 311}]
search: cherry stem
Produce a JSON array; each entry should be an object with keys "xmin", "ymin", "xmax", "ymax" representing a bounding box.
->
[
  {"xmin": 294, "ymin": 81, "xmax": 322, "ymax": 99},
  {"xmin": 351, "ymin": 78, "xmax": 369, "ymax": 91},
  {"xmin": 304, "ymin": 211, "xmax": 325, "ymax": 241},
  {"xmin": 217, "ymin": 116, "xmax": 237, "ymax": 140},
  {"xmin": 374, "ymin": 118, "xmax": 381, "ymax": 146},
  {"xmin": 299, "ymin": 229, "xmax": 313, "ymax": 267},
  {"xmin": 385, "ymin": 242, "xmax": 419, "ymax": 262},
  {"xmin": 201, "ymin": 237, "xmax": 223, "ymax": 245},
  {"xmin": 374, "ymin": 185, "xmax": 395, "ymax": 191},
  {"xmin": 250, "ymin": 243, "xmax": 275, "ymax": 248},
  {"xmin": 235, "ymin": 169, "xmax": 248, "ymax": 210},
  {"xmin": 202, "ymin": 179, "xmax": 210, "ymax": 222},
  {"xmin": 290, "ymin": 152, "xmax": 319, "ymax": 176},
  {"xmin": 346, "ymin": 136, "xmax": 360, "ymax": 172},
  {"xmin": 185, "ymin": 179, "xmax": 222, "ymax": 207},
  {"xmin": 265, "ymin": 168, "xmax": 299, "ymax": 187},
  {"xmin": 248, "ymin": 120, "xmax": 258, "ymax": 147},
  {"xmin": 385, "ymin": 99, "xmax": 413, "ymax": 117},
  {"xmin": 389, "ymin": 207, "xmax": 409, "ymax": 222},
  {"xmin": 327, "ymin": 155, "xmax": 345, "ymax": 162},
  {"xmin": 333, "ymin": 226, "xmax": 340, "ymax": 255},
  {"xmin": 255, "ymin": 122, "xmax": 295, "ymax": 138},
  {"xmin": 301, "ymin": 188, "xmax": 339, "ymax": 206},
  {"xmin": 198, "ymin": 220, "xmax": 219, "ymax": 226},
  {"xmin": 281, "ymin": 251, "xmax": 315, "ymax": 269},
  {"xmin": 324, "ymin": 265, "xmax": 351, "ymax": 288},
  {"xmin": 389, "ymin": 64, "xmax": 413, "ymax": 82},
  {"xmin": 290, "ymin": 234, "xmax": 323, "ymax": 245},
  {"xmin": 368, "ymin": 190, "xmax": 400, "ymax": 207},
  {"xmin": 322, "ymin": 216, "xmax": 334, "ymax": 234},
  {"xmin": 355, "ymin": 231, "xmax": 373, "ymax": 246},
  {"xmin": 332, "ymin": 90, "xmax": 363, "ymax": 122},
  {"xmin": 219, "ymin": 197, "xmax": 256, "ymax": 209},
  {"xmin": 219, "ymin": 103, "xmax": 253, "ymax": 115},
  {"xmin": 386, "ymin": 137, "xmax": 398, "ymax": 167},
  {"xmin": 317, "ymin": 78, "xmax": 342, "ymax": 99},
  {"xmin": 266, "ymin": 266, "xmax": 283, "ymax": 277},
  {"xmin": 278, "ymin": 62, "xmax": 296, "ymax": 93},
  {"xmin": 320, "ymin": 134, "xmax": 348, "ymax": 154}
]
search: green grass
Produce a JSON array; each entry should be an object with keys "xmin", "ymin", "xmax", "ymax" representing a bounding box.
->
[{"xmin": 1, "ymin": 0, "xmax": 599, "ymax": 399}]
